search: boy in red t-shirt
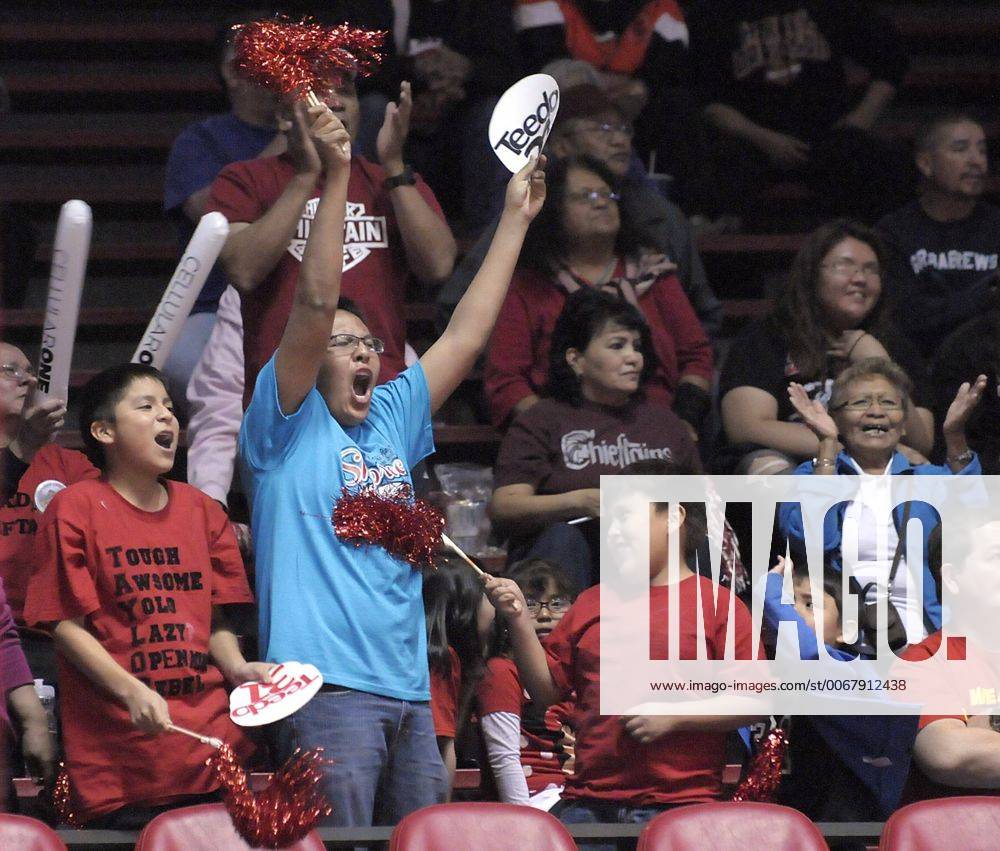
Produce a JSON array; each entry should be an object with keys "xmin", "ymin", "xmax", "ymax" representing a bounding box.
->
[
  {"xmin": 487, "ymin": 481, "xmax": 760, "ymax": 845},
  {"xmin": 24, "ymin": 363, "xmax": 272, "ymax": 828}
]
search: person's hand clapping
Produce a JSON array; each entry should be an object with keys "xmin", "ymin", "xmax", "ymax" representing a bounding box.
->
[
  {"xmin": 306, "ymin": 102, "xmax": 351, "ymax": 173},
  {"xmin": 280, "ymin": 101, "xmax": 323, "ymax": 176},
  {"xmin": 503, "ymin": 155, "xmax": 547, "ymax": 224},
  {"xmin": 788, "ymin": 382, "xmax": 838, "ymax": 442},
  {"xmin": 377, "ymin": 81, "xmax": 413, "ymax": 173},
  {"xmin": 943, "ymin": 374, "xmax": 987, "ymax": 437}
]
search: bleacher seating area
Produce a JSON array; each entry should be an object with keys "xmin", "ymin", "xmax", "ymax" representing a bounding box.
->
[{"xmin": 2, "ymin": 1, "xmax": 1000, "ymax": 848}]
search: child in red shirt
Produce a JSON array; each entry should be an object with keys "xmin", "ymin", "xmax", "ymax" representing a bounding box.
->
[
  {"xmin": 424, "ymin": 558, "xmax": 496, "ymax": 798},
  {"xmin": 477, "ymin": 558, "xmax": 578, "ymax": 808},
  {"xmin": 25, "ymin": 364, "xmax": 271, "ymax": 828},
  {"xmin": 486, "ymin": 470, "xmax": 759, "ymax": 847}
]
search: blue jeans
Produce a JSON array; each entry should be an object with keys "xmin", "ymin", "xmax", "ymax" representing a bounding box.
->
[
  {"xmin": 275, "ymin": 687, "xmax": 447, "ymax": 827},
  {"xmin": 554, "ymin": 798, "xmax": 677, "ymax": 851}
]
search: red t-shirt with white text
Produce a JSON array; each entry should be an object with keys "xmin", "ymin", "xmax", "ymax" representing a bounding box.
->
[
  {"xmin": 25, "ymin": 478, "xmax": 254, "ymax": 823},
  {"xmin": 0, "ymin": 444, "xmax": 97, "ymax": 624},
  {"xmin": 206, "ymin": 155, "xmax": 446, "ymax": 407},
  {"xmin": 545, "ymin": 577, "xmax": 754, "ymax": 805}
]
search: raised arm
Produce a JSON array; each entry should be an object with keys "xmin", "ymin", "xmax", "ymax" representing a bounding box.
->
[
  {"xmin": 377, "ymin": 81, "xmax": 457, "ymax": 285},
  {"xmin": 272, "ymin": 104, "xmax": 352, "ymax": 414},
  {"xmin": 218, "ymin": 106, "xmax": 323, "ymax": 295},
  {"xmin": 420, "ymin": 158, "xmax": 546, "ymax": 414}
]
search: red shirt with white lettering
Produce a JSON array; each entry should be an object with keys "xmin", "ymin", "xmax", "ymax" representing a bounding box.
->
[
  {"xmin": 0, "ymin": 444, "xmax": 98, "ymax": 625},
  {"xmin": 545, "ymin": 578, "xmax": 755, "ymax": 805},
  {"xmin": 25, "ymin": 478, "xmax": 254, "ymax": 823},
  {"xmin": 478, "ymin": 655, "xmax": 576, "ymax": 793},
  {"xmin": 205, "ymin": 154, "xmax": 446, "ymax": 407}
]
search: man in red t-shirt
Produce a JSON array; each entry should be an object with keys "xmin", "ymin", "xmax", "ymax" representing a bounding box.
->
[
  {"xmin": 487, "ymin": 493, "xmax": 761, "ymax": 838},
  {"xmin": 899, "ymin": 517, "xmax": 1000, "ymax": 802},
  {"xmin": 205, "ymin": 77, "xmax": 457, "ymax": 407},
  {"xmin": 24, "ymin": 363, "xmax": 272, "ymax": 828},
  {"xmin": 0, "ymin": 342, "xmax": 99, "ymax": 684}
]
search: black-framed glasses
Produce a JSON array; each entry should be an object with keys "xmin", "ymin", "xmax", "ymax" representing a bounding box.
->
[
  {"xmin": 566, "ymin": 189, "xmax": 621, "ymax": 205},
  {"xmin": 0, "ymin": 363, "xmax": 35, "ymax": 382},
  {"xmin": 524, "ymin": 596, "xmax": 572, "ymax": 616},
  {"xmin": 329, "ymin": 334, "xmax": 385, "ymax": 354}
]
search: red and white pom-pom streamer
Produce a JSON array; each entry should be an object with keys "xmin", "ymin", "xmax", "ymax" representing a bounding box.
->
[
  {"xmin": 233, "ymin": 17, "xmax": 384, "ymax": 105},
  {"xmin": 731, "ymin": 728, "xmax": 788, "ymax": 803},
  {"xmin": 333, "ymin": 485, "xmax": 444, "ymax": 568}
]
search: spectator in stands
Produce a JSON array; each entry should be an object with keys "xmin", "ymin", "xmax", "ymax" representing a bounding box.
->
[
  {"xmin": 237, "ymin": 93, "xmax": 545, "ymax": 827},
  {"xmin": 486, "ymin": 462, "xmax": 759, "ymax": 848},
  {"xmin": 24, "ymin": 363, "xmax": 271, "ymax": 829},
  {"xmin": 718, "ymin": 219, "xmax": 934, "ymax": 474},
  {"xmin": 763, "ymin": 553, "xmax": 918, "ymax": 827},
  {"xmin": 207, "ymin": 71, "xmax": 457, "ymax": 409},
  {"xmin": 900, "ymin": 515, "xmax": 1000, "ymax": 800},
  {"xmin": 0, "ymin": 343, "xmax": 98, "ymax": 685},
  {"xmin": 478, "ymin": 558, "xmax": 578, "ymax": 808},
  {"xmin": 424, "ymin": 558, "xmax": 496, "ymax": 798},
  {"xmin": 877, "ymin": 112, "xmax": 999, "ymax": 360},
  {"xmin": 1, "ymin": 575, "xmax": 56, "ymax": 808},
  {"xmin": 778, "ymin": 357, "xmax": 985, "ymax": 646},
  {"xmin": 484, "ymin": 155, "xmax": 713, "ymax": 435},
  {"xmin": 930, "ymin": 305, "xmax": 1000, "ymax": 473},
  {"xmin": 513, "ymin": 0, "xmax": 701, "ymax": 207},
  {"xmin": 161, "ymin": 16, "xmax": 282, "ymax": 407},
  {"xmin": 687, "ymin": 0, "xmax": 912, "ymax": 222},
  {"xmin": 439, "ymin": 83, "xmax": 723, "ymax": 342},
  {"xmin": 490, "ymin": 289, "xmax": 700, "ymax": 588},
  {"xmin": 393, "ymin": 0, "xmax": 519, "ymax": 233}
]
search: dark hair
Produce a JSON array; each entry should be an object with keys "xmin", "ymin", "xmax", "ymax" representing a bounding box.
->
[
  {"xmin": 772, "ymin": 219, "xmax": 892, "ymax": 378},
  {"xmin": 549, "ymin": 84, "xmax": 624, "ymax": 137},
  {"xmin": 543, "ymin": 288, "xmax": 657, "ymax": 403},
  {"xmin": 79, "ymin": 363, "xmax": 169, "ymax": 468},
  {"xmin": 336, "ymin": 296, "xmax": 368, "ymax": 326},
  {"xmin": 519, "ymin": 155, "xmax": 644, "ymax": 274},
  {"xmin": 620, "ymin": 458, "xmax": 704, "ymax": 561},
  {"xmin": 491, "ymin": 558, "xmax": 579, "ymax": 657},
  {"xmin": 914, "ymin": 110, "xmax": 984, "ymax": 155},
  {"xmin": 506, "ymin": 558, "xmax": 579, "ymax": 605},
  {"xmin": 423, "ymin": 558, "xmax": 490, "ymax": 681}
]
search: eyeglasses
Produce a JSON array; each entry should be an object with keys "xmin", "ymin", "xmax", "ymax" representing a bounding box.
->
[
  {"xmin": 329, "ymin": 334, "xmax": 385, "ymax": 354},
  {"xmin": 0, "ymin": 363, "xmax": 35, "ymax": 382},
  {"xmin": 524, "ymin": 596, "xmax": 572, "ymax": 616},
  {"xmin": 577, "ymin": 122, "xmax": 634, "ymax": 138},
  {"xmin": 566, "ymin": 189, "xmax": 621, "ymax": 205},
  {"xmin": 832, "ymin": 395, "xmax": 904, "ymax": 412},
  {"xmin": 821, "ymin": 259, "xmax": 882, "ymax": 279}
]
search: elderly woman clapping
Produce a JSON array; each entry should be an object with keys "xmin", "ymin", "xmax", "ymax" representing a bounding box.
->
[{"xmin": 779, "ymin": 357, "xmax": 986, "ymax": 644}]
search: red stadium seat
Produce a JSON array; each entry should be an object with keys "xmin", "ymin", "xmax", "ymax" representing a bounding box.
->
[
  {"xmin": 133, "ymin": 803, "xmax": 324, "ymax": 851},
  {"xmin": 636, "ymin": 802, "xmax": 828, "ymax": 851},
  {"xmin": 389, "ymin": 802, "xmax": 578, "ymax": 850},
  {"xmin": 0, "ymin": 813, "xmax": 67, "ymax": 850},
  {"xmin": 879, "ymin": 796, "xmax": 1000, "ymax": 851}
]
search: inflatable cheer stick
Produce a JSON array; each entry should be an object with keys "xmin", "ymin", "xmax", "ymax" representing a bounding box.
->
[
  {"xmin": 132, "ymin": 212, "xmax": 229, "ymax": 368},
  {"xmin": 34, "ymin": 200, "xmax": 91, "ymax": 402}
]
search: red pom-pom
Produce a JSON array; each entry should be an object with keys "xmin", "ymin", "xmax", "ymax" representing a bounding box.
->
[
  {"xmin": 731, "ymin": 728, "xmax": 787, "ymax": 802},
  {"xmin": 233, "ymin": 17, "xmax": 384, "ymax": 99},
  {"xmin": 50, "ymin": 764, "xmax": 82, "ymax": 827},
  {"xmin": 209, "ymin": 744, "xmax": 333, "ymax": 848},
  {"xmin": 333, "ymin": 485, "xmax": 444, "ymax": 568}
]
